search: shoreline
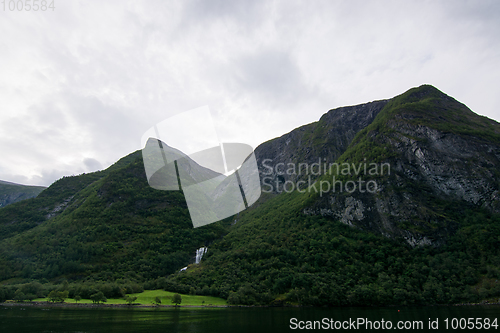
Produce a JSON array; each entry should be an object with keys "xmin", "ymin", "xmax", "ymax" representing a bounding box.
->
[
  {"xmin": 0, "ymin": 301, "xmax": 229, "ymax": 309},
  {"xmin": 2, "ymin": 300, "xmax": 499, "ymax": 309}
]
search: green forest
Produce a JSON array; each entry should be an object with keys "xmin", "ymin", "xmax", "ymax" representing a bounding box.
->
[{"xmin": 1, "ymin": 157, "xmax": 499, "ymax": 306}]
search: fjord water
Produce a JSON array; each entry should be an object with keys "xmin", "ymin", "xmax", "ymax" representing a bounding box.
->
[{"xmin": 1, "ymin": 305, "xmax": 499, "ymax": 332}]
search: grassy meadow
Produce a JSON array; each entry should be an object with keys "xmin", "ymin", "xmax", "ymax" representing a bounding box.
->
[{"xmin": 32, "ymin": 289, "xmax": 227, "ymax": 307}]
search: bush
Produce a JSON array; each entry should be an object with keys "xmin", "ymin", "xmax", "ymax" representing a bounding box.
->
[{"xmin": 125, "ymin": 296, "xmax": 137, "ymax": 305}]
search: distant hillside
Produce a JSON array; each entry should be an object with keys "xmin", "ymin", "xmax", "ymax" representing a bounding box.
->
[{"xmin": 0, "ymin": 180, "xmax": 46, "ymax": 208}]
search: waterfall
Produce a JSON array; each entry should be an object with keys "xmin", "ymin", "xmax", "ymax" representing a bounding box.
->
[
  {"xmin": 195, "ymin": 247, "xmax": 207, "ymax": 264},
  {"xmin": 179, "ymin": 247, "xmax": 207, "ymax": 272}
]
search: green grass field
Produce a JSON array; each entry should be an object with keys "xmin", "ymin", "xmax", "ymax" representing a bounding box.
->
[{"xmin": 33, "ymin": 289, "xmax": 227, "ymax": 306}]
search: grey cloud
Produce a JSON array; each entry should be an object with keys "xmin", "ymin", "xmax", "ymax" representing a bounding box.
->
[
  {"xmin": 443, "ymin": 0, "xmax": 500, "ymax": 22},
  {"xmin": 181, "ymin": 0, "xmax": 266, "ymax": 25},
  {"xmin": 234, "ymin": 49, "xmax": 308, "ymax": 106},
  {"xmin": 1, "ymin": 0, "xmax": 500, "ymax": 188},
  {"xmin": 83, "ymin": 157, "xmax": 102, "ymax": 171}
]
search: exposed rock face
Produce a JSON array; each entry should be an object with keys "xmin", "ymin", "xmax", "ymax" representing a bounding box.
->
[
  {"xmin": 304, "ymin": 122, "xmax": 500, "ymax": 246},
  {"xmin": 45, "ymin": 196, "xmax": 74, "ymax": 219},
  {"xmin": 254, "ymin": 100, "xmax": 389, "ymax": 193},
  {"xmin": 389, "ymin": 123, "xmax": 500, "ymax": 210},
  {"xmin": 254, "ymin": 85, "xmax": 500, "ymax": 246}
]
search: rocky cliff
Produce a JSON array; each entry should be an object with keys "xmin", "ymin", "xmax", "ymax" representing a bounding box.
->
[
  {"xmin": 255, "ymin": 85, "xmax": 500, "ymax": 246},
  {"xmin": 254, "ymin": 99, "xmax": 389, "ymax": 192}
]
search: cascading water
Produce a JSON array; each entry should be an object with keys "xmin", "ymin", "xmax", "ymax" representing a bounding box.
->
[
  {"xmin": 179, "ymin": 247, "xmax": 208, "ymax": 272},
  {"xmin": 195, "ymin": 247, "xmax": 207, "ymax": 264}
]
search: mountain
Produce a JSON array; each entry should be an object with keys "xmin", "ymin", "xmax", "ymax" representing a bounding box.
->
[
  {"xmin": 167, "ymin": 85, "xmax": 500, "ymax": 305},
  {"xmin": 0, "ymin": 180, "xmax": 46, "ymax": 208},
  {"xmin": 1, "ymin": 85, "xmax": 500, "ymax": 306},
  {"xmin": 254, "ymin": 99, "xmax": 389, "ymax": 192},
  {"xmin": 254, "ymin": 85, "xmax": 500, "ymax": 246},
  {"xmin": 0, "ymin": 150, "xmax": 228, "ymax": 284}
]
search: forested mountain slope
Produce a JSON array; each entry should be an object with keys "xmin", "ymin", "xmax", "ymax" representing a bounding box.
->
[
  {"xmin": 0, "ymin": 151, "xmax": 227, "ymax": 283},
  {"xmin": 1, "ymin": 85, "xmax": 499, "ymax": 307},
  {"xmin": 168, "ymin": 85, "xmax": 500, "ymax": 305}
]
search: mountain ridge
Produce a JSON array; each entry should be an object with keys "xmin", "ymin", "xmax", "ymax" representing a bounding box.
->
[
  {"xmin": 1, "ymin": 84, "xmax": 500, "ymax": 307},
  {"xmin": 301, "ymin": 85, "xmax": 500, "ymax": 246},
  {"xmin": 163, "ymin": 85, "xmax": 500, "ymax": 305},
  {"xmin": 249, "ymin": 85, "xmax": 500, "ymax": 246},
  {"xmin": 254, "ymin": 99, "xmax": 390, "ymax": 194},
  {"xmin": 0, "ymin": 180, "xmax": 46, "ymax": 209}
]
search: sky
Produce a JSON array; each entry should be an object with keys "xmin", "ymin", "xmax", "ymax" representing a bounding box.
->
[{"xmin": 1, "ymin": 0, "xmax": 499, "ymax": 186}]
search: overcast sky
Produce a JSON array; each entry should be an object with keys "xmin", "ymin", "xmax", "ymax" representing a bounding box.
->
[{"xmin": 1, "ymin": 0, "xmax": 499, "ymax": 186}]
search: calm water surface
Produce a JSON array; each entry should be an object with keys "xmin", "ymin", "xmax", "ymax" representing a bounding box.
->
[{"xmin": 1, "ymin": 305, "xmax": 499, "ymax": 332}]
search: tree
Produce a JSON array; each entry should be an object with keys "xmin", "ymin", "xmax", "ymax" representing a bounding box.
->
[
  {"xmin": 22, "ymin": 281, "xmax": 43, "ymax": 298},
  {"xmin": 13, "ymin": 290, "xmax": 26, "ymax": 303},
  {"xmin": 74, "ymin": 295, "xmax": 82, "ymax": 303},
  {"xmin": 48, "ymin": 290, "xmax": 69, "ymax": 303},
  {"xmin": 172, "ymin": 293, "xmax": 182, "ymax": 306},
  {"xmin": 227, "ymin": 291, "xmax": 240, "ymax": 305},
  {"xmin": 154, "ymin": 296, "xmax": 161, "ymax": 305},
  {"xmin": 125, "ymin": 296, "xmax": 137, "ymax": 305},
  {"xmin": 90, "ymin": 291, "xmax": 107, "ymax": 304},
  {"xmin": 48, "ymin": 290, "xmax": 58, "ymax": 303},
  {"xmin": 59, "ymin": 291, "xmax": 69, "ymax": 303}
]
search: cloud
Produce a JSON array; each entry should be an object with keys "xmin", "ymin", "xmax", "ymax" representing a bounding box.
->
[
  {"xmin": 0, "ymin": 0, "xmax": 499, "ymax": 186},
  {"xmin": 83, "ymin": 158, "xmax": 103, "ymax": 171},
  {"xmin": 233, "ymin": 49, "xmax": 306, "ymax": 105}
]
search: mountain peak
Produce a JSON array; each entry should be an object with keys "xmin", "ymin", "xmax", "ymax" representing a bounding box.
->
[
  {"xmin": 396, "ymin": 84, "xmax": 450, "ymax": 104},
  {"xmin": 378, "ymin": 85, "xmax": 500, "ymax": 145}
]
